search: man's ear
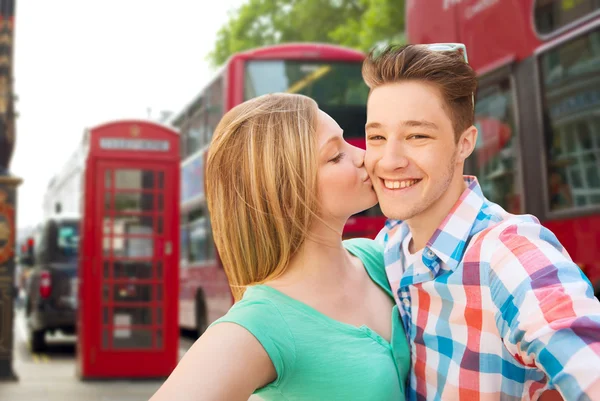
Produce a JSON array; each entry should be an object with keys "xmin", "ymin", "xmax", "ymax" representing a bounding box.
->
[{"xmin": 456, "ymin": 125, "xmax": 478, "ymax": 163}]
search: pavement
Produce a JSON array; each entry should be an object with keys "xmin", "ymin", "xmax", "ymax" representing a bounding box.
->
[{"xmin": 0, "ymin": 309, "xmax": 262, "ymax": 401}]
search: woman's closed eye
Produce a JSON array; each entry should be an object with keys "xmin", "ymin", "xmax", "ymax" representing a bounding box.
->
[{"xmin": 329, "ymin": 152, "xmax": 346, "ymax": 163}]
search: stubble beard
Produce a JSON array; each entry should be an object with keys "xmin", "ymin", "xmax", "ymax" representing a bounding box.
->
[{"xmin": 379, "ymin": 153, "xmax": 458, "ymax": 222}]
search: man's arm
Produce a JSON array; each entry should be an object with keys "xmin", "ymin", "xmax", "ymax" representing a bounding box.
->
[{"xmin": 488, "ymin": 222, "xmax": 600, "ymax": 400}]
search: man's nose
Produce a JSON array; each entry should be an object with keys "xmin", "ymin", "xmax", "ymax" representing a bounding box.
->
[{"xmin": 379, "ymin": 141, "xmax": 409, "ymax": 171}]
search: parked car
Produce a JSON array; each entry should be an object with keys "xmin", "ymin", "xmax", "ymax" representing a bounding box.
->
[{"xmin": 23, "ymin": 215, "xmax": 80, "ymax": 352}]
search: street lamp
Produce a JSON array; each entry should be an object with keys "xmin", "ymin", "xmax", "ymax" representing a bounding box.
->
[{"xmin": 0, "ymin": 0, "xmax": 19, "ymax": 382}]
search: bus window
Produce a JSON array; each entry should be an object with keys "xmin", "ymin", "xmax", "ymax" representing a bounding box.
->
[
  {"xmin": 205, "ymin": 77, "xmax": 224, "ymax": 145},
  {"xmin": 180, "ymin": 225, "xmax": 189, "ymax": 266},
  {"xmin": 179, "ymin": 121, "xmax": 189, "ymax": 159},
  {"xmin": 187, "ymin": 115, "xmax": 205, "ymax": 157},
  {"xmin": 540, "ymin": 28, "xmax": 600, "ymax": 212},
  {"xmin": 534, "ymin": 0, "xmax": 600, "ymax": 36},
  {"xmin": 190, "ymin": 216, "xmax": 215, "ymax": 263},
  {"xmin": 182, "ymin": 207, "xmax": 215, "ymax": 265},
  {"xmin": 189, "ymin": 217, "xmax": 208, "ymax": 263},
  {"xmin": 473, "ymin": 77, "xmax": 521, "ymax": 214},
  {"xmin": 244, "ymin": 60, "xmax": 369, "ymax": 139}
]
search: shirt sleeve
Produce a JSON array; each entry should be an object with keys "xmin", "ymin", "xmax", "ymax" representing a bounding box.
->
[
  {"xmin": 343, "ymin": 238, "xmax": 392, "ymax": 298},
  {"xmin": 210, "ymin": 298, "xmax": 296, "ymax": 388},
  {"xmin": 488, "ymin": 221, "xmax": 600, "ymax": 400}
]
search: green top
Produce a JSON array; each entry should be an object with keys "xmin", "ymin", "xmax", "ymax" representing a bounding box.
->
[{"xmin": 211, "ymin": 238, "xmax": 409, "ymax": 401}]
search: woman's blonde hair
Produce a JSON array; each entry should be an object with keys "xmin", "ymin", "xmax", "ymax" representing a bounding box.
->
[{"xmin": 206, "ymin": 93, "xmax": 319, "ymax": 301}]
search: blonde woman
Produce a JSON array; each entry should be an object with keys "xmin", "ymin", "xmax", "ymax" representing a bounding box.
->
[{"xmin": 150, "ymin": 93, "xmax": 409, "ymax": 401}]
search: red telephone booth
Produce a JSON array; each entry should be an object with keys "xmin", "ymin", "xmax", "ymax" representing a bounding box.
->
[{"xmin": 76, "ymin": 120, "xmax": 180, "ymax": 379}]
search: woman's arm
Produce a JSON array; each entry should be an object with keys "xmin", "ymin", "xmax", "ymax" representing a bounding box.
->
[{"xmin": 149, "ymin": 322, "xmax": 276, "ymax": 401}]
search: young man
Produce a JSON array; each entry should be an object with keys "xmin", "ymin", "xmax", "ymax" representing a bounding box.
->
[{"xmin": 363, "ymin": 44, "xmax": 600, "ymax": 401}]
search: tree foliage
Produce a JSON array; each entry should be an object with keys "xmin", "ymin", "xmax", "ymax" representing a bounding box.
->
[{"xmin": 208, "ymin": 0, "xmax": 405, "ymax": 67}]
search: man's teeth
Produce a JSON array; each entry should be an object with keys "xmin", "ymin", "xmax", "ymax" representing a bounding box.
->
[{"xmin": 383, "ymin": 179, "xmax": 419, "ymax": 189}]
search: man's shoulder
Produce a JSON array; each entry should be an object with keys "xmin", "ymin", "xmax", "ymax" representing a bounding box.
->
[
  {"xmin": 468, "ymin": 211, "xmax": 568, "ymax": 263},
  {"xmin": 469, "ymin": 194, "xmax": 539, "ymax": 240},
  {"xmin": 472, "ymin": 212, "xmax": 541, "ymax": 240}
]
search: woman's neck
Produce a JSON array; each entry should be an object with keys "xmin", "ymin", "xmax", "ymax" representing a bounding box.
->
[{"xmin": 266, "ymin": 218, "xmax": 360, "ymax": 292}]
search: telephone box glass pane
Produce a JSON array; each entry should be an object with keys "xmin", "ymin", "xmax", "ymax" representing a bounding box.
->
[
  {"xmin": 114, "ymin": 169, "xmax": 155, "ymax": 190},
  {"xmin": 156, "ymin": 262, "xmax": 163, "ymax": 279},
  {"xmin": 112, "ymin": 329, "xmax": 153, "ymax": 349},
  {"xmin": 113, "ymin": 261, "xmax": 153, "ymax": 279},
  {"xmin": 114, "ymin": 193, "xmax": 154, "ymax": 213},
  {"xmin": 105, "ymin": 170, "xmax": 112, "ymax": 188},
  {"xmin": 112, "ymin": 214, "xmax": 154, "ymax": 232},
  {"xmin": 103, "ymin": 217, "xmax": 111, "ymax": 235},
  {"xmin": 103, "ymin": 237, "xmax": 111, "ymax": 256},
  {"xmin": 113, "ymin": 307, "xmax": 153, "ymax": 325},
  {"xmin": 156, "ymin": 307, "xmax": 163, "ymax": 325},
  {"xmin": 112, "ymin": 237, "xmax": 153, "ymax": 258},
  {"xmin": 102, "ymin": 329, "xmax": 109, "ymax": 349},
  {"xmin": 156, "ymin": 330, "xmax": 163, "ymax": 349},
  {"xmin": 113, "ymin": 284, "xmax": 153, "ymax": 302}
]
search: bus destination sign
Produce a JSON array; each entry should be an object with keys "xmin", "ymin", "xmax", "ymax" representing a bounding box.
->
[{"xmin": 99, "ymin": 138, "xmax": 170, "ymax": 152}]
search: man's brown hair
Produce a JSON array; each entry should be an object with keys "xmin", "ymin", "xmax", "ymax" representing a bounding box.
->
[{"xmin": 362, "ymin": 44, "xmax": 478, "ymax": 139}]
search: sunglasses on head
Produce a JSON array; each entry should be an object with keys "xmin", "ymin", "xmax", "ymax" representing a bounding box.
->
[{"xmin": 424, "ymin": 43, "xmax": 474, "ymax": 110}]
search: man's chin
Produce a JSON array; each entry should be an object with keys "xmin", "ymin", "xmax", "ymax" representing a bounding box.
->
[
  {"xmin": 380, "ymin": 208, "xmax": 413, "ymax": 222},
  {"xmin": 379, "ymin": 199, "xmax": 425, "ymax": 220}
]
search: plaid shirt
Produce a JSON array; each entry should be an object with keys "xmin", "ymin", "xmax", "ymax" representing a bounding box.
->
[{"xmin": 378, "ymin": 176, "xmax": 600, "ymax": 401}]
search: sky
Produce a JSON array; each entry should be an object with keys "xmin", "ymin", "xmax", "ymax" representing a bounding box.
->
[{"xmin": 11, "ymin": 0, "xmax": 245, "ymax": 230}]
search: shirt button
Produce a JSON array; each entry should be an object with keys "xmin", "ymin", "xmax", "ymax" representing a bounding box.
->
[
  {"xmin": 426, "ymin": 250, "xmax": 435, "ymax": 257},
  {"xmin": 403, "ymin": 299, "xmax": 411, "ymax": 307}
]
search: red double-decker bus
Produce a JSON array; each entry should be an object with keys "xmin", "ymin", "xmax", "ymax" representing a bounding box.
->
[
  {"xmin": 172, "ymin": 43, "xmax": 385, "ymax": 336},
  {"xmin": 407, "ymin": 0, "xmax": 600, "ymax": 293}
]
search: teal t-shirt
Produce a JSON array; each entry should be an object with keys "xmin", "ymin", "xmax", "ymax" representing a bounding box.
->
[{"xmin": 211, "ymin": 238, "xmax": 410, "ymax": 400}]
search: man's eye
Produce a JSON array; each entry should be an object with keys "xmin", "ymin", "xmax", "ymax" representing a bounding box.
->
[
  {"xmin": 368, "ymin": 135, "xmax": 385, "ymax": 141},
  {"xmin": 409, "ymin": 134, "xmax": 429, "ymax": 140}
]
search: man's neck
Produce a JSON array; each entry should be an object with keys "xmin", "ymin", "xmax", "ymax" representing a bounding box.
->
[{"xmin": 406, "ymin": 175, "xmax": 467, "ymax": 253}]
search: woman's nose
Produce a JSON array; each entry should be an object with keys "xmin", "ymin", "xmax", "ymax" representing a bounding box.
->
[{"xmin": 352, "ymin": 145, "xmax": 366, "ymax": 167}]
